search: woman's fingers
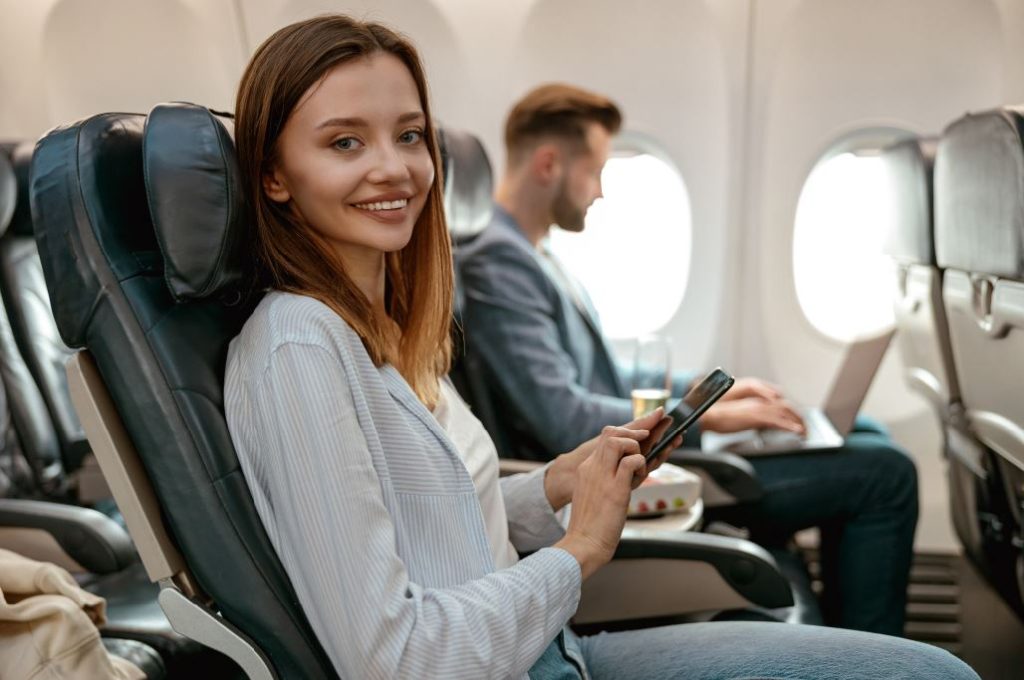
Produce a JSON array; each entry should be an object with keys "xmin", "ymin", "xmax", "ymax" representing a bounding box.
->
[
  {"xmin": 601, "ymin": 424, "xmax": 650, "ymax": 443},
  {"xmin": 616, "ymin": 450, "xmax": 647, "ymax": 487},
  {"xmin": 624, "ymin": 407, "xmax": 664, "ymax": 432},
  {"xmin": 639, "ymin": 415, "xmax": 673, "ymax": 457}
]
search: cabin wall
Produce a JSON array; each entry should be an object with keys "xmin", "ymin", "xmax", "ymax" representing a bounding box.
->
[{"xmin": 2, "ymin": 0, "xmax": 1023, "ymax": 549}]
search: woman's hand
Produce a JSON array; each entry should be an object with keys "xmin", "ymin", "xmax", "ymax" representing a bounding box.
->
[
  {"xmin": 699, "ymin": 397, "xmax": 806, "ymax": 434},
  {"xmin": 552, "ymin": 427, "xmax": 648, "ymax": 579},
  {"xmin": 544, "ymin": 408, "xmax": 672, "ymax": 510}
]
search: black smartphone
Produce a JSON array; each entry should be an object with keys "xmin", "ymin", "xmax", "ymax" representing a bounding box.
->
[{"xmin": 644, "ymin": 368, "xmax": 735, "ymax": 463}]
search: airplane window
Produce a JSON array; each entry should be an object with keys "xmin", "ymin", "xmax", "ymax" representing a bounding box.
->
[
  {"xmin": 793, "ymin": 146, "xmax": 900, "ymax": 342},
  {"xmin": 547, "ymin": 149, "xmax": 692, "ymax": 340}
]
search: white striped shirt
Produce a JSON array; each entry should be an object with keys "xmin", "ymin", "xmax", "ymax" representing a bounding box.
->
[{"xmin": 224, "ymin": 291, "xmax": 582, "ymax": 679}]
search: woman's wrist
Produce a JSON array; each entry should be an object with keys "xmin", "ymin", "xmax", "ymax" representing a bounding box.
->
[
  {"xmin": 553, "ymin": 533, "xmax": 606, "ymax": 581},
  {"xmin": 543, "ymin": 453, "xmax": 580, "ymax": 510}
]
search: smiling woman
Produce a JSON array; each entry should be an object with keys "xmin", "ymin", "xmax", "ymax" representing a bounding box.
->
[{"xmin": 234, "ymin": 19, "xmax": 452, "ymax": 406}]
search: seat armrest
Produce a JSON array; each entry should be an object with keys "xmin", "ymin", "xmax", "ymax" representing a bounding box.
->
[
  {"xmin": 668, "ymin": 448, "xmax": 762, "ymax": 505},
  {"xmin": 0, "ymin": 498, "xmax": 136, "ymax": 574},
  {"xmin": 574, "ymin": 530, "xmax": 793, "ymax": 625},
  {"xmin": 614, "ymin": 530, "xmax": 792, "ymax": 607}
]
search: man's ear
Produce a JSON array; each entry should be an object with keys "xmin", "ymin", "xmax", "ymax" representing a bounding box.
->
[
  {"xmin": 530, "ymin": 143, "xmax": 562, "ymax": 186},
  {"xmin": 263, "ymin": 165, "xmax": 291, "ymax": 203}
]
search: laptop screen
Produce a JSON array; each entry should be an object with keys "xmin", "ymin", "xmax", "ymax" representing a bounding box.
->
[{"xmin": 822, "ymin": 329, "xmax": 896, "ymax": 434}]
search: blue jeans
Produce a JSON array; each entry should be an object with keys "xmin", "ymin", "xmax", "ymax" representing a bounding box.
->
[
  {"xmin": 705, "ymin": 416, "xmax": 918, "ymax": 635},
  {"xmin": 568, "ymin": 621, "xmax": 978, "ymax": 679}
]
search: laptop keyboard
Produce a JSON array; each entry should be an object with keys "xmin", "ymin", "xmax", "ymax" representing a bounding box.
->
[{"xmin": 755, "ymin": 409, "xmax": 829, "ymax": 448}]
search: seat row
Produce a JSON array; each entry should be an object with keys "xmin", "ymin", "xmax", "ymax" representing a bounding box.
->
[
  {"xmin": 5, "ymin": 103, "xmax": 819, "ymax": 679},
  {"xmin": 6, "ymin": 99, "xmax": 1022, "ymax": 675},
  {"xmin": 881, "ymin": 107, "xmax": 1024, "ymax": 619}
]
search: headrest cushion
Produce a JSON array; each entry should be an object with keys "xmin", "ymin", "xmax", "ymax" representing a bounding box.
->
[
  {"xmin": 0, "ymin": 148, "xmax": 14, "ymax": 238},
  {"xmin": 143, "ymin": 102, "xmax": 247, "ymax": 301},
  {"xmin": 935, "ymin": 106, "xmax": 1024, "ymax": 278},
  {"xmin": 439, "ymin": 127, "xmax": 493, "ymax": 241},
  {"xmin": 881, "ymin": 137, "xmax": 937, "ymax": 265}
]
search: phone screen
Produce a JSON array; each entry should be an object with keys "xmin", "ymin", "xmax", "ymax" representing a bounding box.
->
[{"xmin": 644, "ymin": 368, "xmax": 735, "ymax": 462}]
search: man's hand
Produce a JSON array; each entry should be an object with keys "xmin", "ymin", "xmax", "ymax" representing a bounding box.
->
[
  {"xmin": 699, "ymin": 397, "xmax": 806, "ymax": 434},
  {"xmin": 719, "ymin": 377, "xmax": 784, "ymax": 403}
]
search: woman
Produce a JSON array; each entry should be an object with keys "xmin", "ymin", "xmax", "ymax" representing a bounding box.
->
[{"xmin": 224, "ymin": 14, "xmax": 978, "ymax": 679}]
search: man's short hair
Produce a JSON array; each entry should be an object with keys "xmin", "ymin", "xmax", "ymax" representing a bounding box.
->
[{"xmin": 504, "ymin": 83, "xmax": 622, "ymax": 163}]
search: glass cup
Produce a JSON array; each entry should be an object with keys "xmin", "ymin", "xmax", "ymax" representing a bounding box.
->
[{"xmin": 631, "ymin": 335, "xmax": 671, "ymax": 418}]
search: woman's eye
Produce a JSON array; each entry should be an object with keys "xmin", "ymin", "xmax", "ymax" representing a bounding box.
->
[
  {"xmin": 399, "ymin": 129, "xmax": 423, "ymax": 145},
  {"xmin": 333, "ymin": 137, "xmax": 363, "ymax": 151}
]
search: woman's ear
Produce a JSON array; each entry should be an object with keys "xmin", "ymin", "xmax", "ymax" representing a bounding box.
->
[{"xmin": 263, "ymin": 166, "xmax": 291, "ymax": 203}]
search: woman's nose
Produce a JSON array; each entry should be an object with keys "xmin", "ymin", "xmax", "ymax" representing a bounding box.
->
[{"xmin": 367, "ymin": 142, "xmax": 412, "ymax": 184}]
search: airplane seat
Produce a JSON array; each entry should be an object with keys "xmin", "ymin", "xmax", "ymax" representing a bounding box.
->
[
  {"xmin": 31, "ymin": 103, "xmax": 336, "ymax": 679},
  {"xmin": 437, "ymin": 127, "xmax": 509, "ymax": 455},
  {"xmin": 0, "ymin": 142, "xmax": 171, "ymax": 680},
  {"xmin": 0, "ymin": 141, "xmax": 91, "ymax": 469},
  {"xmin": 0, "ymin": 149, "xmax": 66, "ymax": 498},
  {"xmin": 879, "ymin": 137, "xmax": 989, "ymax": 568},
  {"xmin": 935, "ymin": 105, "xmax": 1024, "ymax": 618},
  {"xmin": 0, "ymin": 141, "xmax": 108, "ymax": 503}
]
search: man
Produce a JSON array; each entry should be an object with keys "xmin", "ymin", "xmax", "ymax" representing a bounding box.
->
[{"xmin": 457, "ymin": 83, "xmax": 918, "ymax": 636}]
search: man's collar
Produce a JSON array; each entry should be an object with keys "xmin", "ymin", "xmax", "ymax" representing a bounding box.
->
[
  {"xmin": 492, "ymin": 204, "xmax": 553, "ymax": 250},
  {"xmin": 491, "ymin": 204, "xmax": 533, "ymax": 246}
]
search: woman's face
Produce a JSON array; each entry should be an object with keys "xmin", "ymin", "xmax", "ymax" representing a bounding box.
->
[{"xmin": 264, "ymin": 53, "xmax": 435, "ymax": 261}]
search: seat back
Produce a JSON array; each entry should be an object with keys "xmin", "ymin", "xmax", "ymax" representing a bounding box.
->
[
  {"xmin": 0, "ymin": 145, "xmax": 66, "ymax": 497},
  {"xmin": 30, "ymin": 105, "xmax": 336, "ymax": 678},
  {"xmin": 935, "ymin": 105, "xmax": 1024, "ymax": 617},
  {"xmin": 438, "ymin": 128, "xmax": 510, "ymax": 453},
  {"xmin": 882, "ymin": 137, "xmax": 960, "ymax": 411},
  {"xmin": 936, "ymin": 106, "xmax": 1024, "ymax": 464},
  {"xmin": 0, "ymin": 151, "xmax": 39, "ymax": 499},
  {"xmin": 0, "ymin": 142, "xmax": 91, "ymax": 473},
  {"xmin": 880, "ymin": 136, "xmax": 994, "ymax": 571}
]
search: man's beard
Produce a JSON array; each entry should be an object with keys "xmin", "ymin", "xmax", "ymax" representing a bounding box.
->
[{"xmin": 551, "ymin": 179, "xmax": 586, "ymax": 232}]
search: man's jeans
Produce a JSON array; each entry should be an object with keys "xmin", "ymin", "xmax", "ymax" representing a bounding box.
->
[{"xmin": 706, "ymin": 415, "xmax": 919, "ymax": 635}]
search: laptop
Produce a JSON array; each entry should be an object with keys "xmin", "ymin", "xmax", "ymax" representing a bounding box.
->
[{"xmin": 701, "ymin": 329, "xmax": 895, "ymax": 456}]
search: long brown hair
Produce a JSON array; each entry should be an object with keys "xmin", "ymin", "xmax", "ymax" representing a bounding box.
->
[{"xmin": 235, "ymin": 15, "xmax": 452, "ymax": 406}]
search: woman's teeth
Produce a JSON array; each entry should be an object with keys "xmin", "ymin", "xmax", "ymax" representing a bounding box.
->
[{"xmin": 354, "ymin": 198, "xmax": 408, "ymax": 211}]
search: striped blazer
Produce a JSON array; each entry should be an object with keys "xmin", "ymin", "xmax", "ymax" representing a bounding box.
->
[{"xmin": 225, "ymin": 291, "xmax": 582, "ymax": 679}]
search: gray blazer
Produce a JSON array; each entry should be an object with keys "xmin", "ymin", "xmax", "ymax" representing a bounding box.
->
[
  {"xmin": 458, "ymin": 208, "xmax": 698, "ymax": 461},
  {"xmin": 225, "ymin": 291, "xmax": 582, "ymax": 679}
]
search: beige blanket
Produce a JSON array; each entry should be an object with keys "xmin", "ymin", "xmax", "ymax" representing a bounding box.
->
[{"xmin": 0, "ymin": 548, "xmax": 144, "ymax": 679}]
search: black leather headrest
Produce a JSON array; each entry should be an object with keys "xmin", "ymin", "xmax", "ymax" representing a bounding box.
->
[
  {"xmin": 881, "ymin": 137, "xmax": 937, "ymax": 265},
  {"xmin": 439, "ymin": 127, "xmax": 493, "ymax": 242},
  {"xmin": 0, "ymin": 147, "xmax": 15, "ymax": 238},
  {"xmin": 143, "ymin": 103, "xmax": 246, "ymax": 301},
  {"xmin": 31, "ymin": 113, "xmax": 156, "ymax": 348},
  {"xmin": 935, "ymin": 106, "xmax": 1024, "ymax": 278}
]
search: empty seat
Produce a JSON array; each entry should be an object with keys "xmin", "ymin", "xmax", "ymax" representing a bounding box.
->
[
  {"xmin": 0, "ymin": 142, "xmax": 92, "ymax": 475},
  {"xmin": 880, "ymin": 137, "xmax": 990, "ymax": 568},
  {"xmin": 935, "ymin": 105, "xmax": 1024, "ymax": 616}
]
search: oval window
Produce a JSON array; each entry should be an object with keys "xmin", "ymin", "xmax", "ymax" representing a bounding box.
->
[
  {"xmin": 547, "ymin": 146, "xmax": 692, "ymax": 340},
  {"xmin": 792, "ymin": 137, "xmax": 908, "ymax": 342}
]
